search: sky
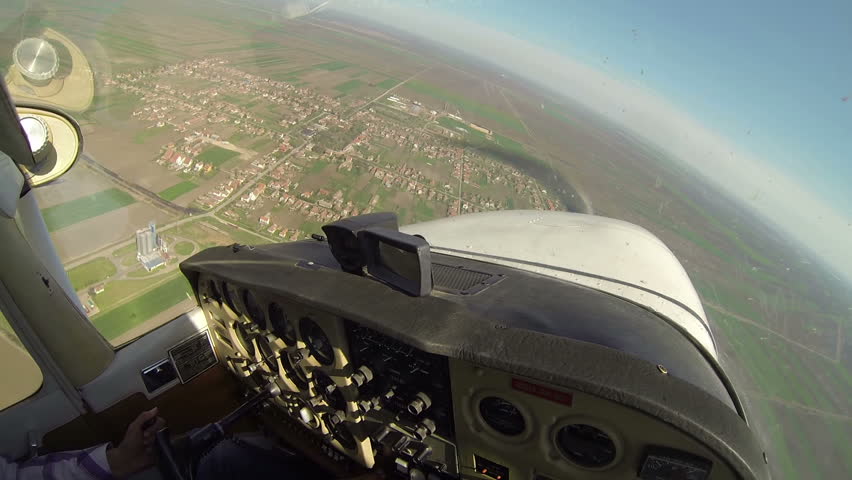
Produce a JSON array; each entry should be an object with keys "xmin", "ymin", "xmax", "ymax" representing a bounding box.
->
[{"xmin": 329, "ymin": 0, "xmax": 852, "ymax": 281}]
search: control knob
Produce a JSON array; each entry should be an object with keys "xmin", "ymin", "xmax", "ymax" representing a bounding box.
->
[
  {"xmin": 407, "ymin": 392, "xmax": 432, "ymax": 415},
  {"xmin": 327, "ymin": 410, "xmax": 346, "ymax": 425},
  {"xmin": 413, "ymin": 419, "xmax": 436, "ymax": 441},
  {"xmin": 290, "ymin": 347, "xmax": 310, "ymax": 363},
  {"xmin": 351, "ymin": 365, "xmax": 374, "ymax": 387}
]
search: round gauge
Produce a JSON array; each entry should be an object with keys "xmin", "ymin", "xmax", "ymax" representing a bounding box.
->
[
  {"xmin": 299, "ymin": 317, "xmax": 334, "ymax": 366},
  {"xmin": 478, "ymin": 396, "xmax": 526, "ymax": 436},
  {"xmin": 234, "ymin": 321, "xmax": 255, "ymax": 357},
  {"xmin": 256, "ymin": 335, "xmax": 279, "ymax": 372},
  {"xmin": 13, "ymin": 38, "xmax": 59, "ymax": 82},
  {"xmin": 268, "ymin": 303, "xmax": 296, "ymax": 344},
  {"xmin": 313, "ymin": 371, "xmax": 346, "ymax": 411},
  {"xmin": 19, "ymin": 115, "xmax": 51, "ymax": 158},
  {"xmin": 283, "ymin": 351, "xmax": 309, "ymax": 389},
  {"xmin": 222, "ymin": 283, "xmax": 240, "ymax": 315},
  {"xmin": 242, "ymin": 290, "xmax": 265, "ymax": 327},
  {"xmin": 324, "ymin": 415, "xmax": 356, "ymax": 450},
  {"xmin": 555, "ymin": 424, "xmax": 617, "ymax": 468}
]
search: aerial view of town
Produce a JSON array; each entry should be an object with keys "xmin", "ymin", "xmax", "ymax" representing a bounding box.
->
[
  {"xmin": 1, "ymin": 0, "xmax": 850, "ymax": 478},
  {"xmin": 49, "ymin": 54, "xmax": 563, "ymax": 344}
]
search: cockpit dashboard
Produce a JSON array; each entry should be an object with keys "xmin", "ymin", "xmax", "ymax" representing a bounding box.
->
[{"xmin": 180, "ymin": 228, "xmax": 768, "ymax": 480}]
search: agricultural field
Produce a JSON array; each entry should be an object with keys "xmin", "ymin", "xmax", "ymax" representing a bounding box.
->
[
  {"xmin": 334, "ymin": 79, "xmax": 363, "ymax": 94},
  {"xmin": 173, "ymin": 241, "xmax": 195, "ymax": 256},
  {"xmin": 197, "ymin": 146, "xmax": 239, "ymax": 167},
  {"xmin": 91, "ymin": 274, "xmax": 194, "ymax": 341},
  {"xmin": 158, "ymin": 181, "xmax": 198, "ymax": 201},
  {"xmin": 68, "ymin": 257, "xmax": 117, "ymax": 291},
  {"xmin": 41, "ymin": 188, "xmax": 136, "ymax": 232}
]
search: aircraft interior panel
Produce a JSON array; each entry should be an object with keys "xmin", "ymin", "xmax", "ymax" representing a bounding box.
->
[
  {"xmin": 449, "ymin": 358, "xmax": 736, "ymax": 480},
  {"xmin": 183, "ymin": 235, "xmax": 768, "ymax": 480}
]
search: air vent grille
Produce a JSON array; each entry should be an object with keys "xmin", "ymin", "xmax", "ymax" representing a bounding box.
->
[{"xmin": 432, "ymin": 263, "xmax": 503, "ymax": 295}]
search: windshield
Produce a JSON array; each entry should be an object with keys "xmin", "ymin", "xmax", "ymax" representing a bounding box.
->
[{"xmin": 1, "ymin": 1, "xmax": 850, "ymax": 477}]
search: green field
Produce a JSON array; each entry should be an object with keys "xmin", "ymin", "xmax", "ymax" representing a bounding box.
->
[
  {"xmin": 205, "ymin": 218, "xmax": 271, "ymax": 246},
  {"xmin": 436, "ymin": 117, "xmax": 545, "ymax": 168},
  {"xmin": 111, "ymin": 243, "xmax": 138, "ymax": 267},
  {"xmin": 134, "ymin": 125, "xmax": 171, "ymax": 144},
  {"xmin": 665, "ymin": 186, "xmax": 775, "ymax": 268},
  {"xmin": 42, "ymin": 189, "xmax": 136, "ymax": 232},
  {"xmin": 127, "ymin": 268, "xmax": 157, "ymax": 278},
  {"xmin": 438, "ymin": 116, "xmax": 481, "ymax": 138},
  {"xmin": 93, "ymin": 274, "xmax": 174, "ymax": 311},
  {"xmin": 541, "ymin": 104, "xmax": 574, "ymax": 125},
  {"xmin": 710, "ymin": 305, "xmax": 852, "ymax": 478},
  {"xmin": 250, "ymin": 138, "xmax": 271, "ymax": 151},
  {"xmin": 299, "ymin": 220, "xmax": 323, "ymax": 237},
  {"xmin": 306, "ymin": 159, "xmax": 330, "ymax": 174},
  {"xmin": 68, "ymin": 258, "xmax": 117, "ymax": 291},
  {"xmin": 630, "ymin": 199, "xmax": 735, "ymax": 265},
  {"xmin": 197, "ymin": 146, "xmax": 239, "ymax": 166},
  {"xmin": 406, "ymin": 80, "xmax": 525, "ymax": 133},
  {"xmin": 174, "ymin": 241, "xmax": 195, "ymax": 256},
  {"xmin": 334, "ymin": 79, "xmax": 364, "ymax": 94},
  {"xmin": 229, "ymin": 131, "xmax": 249, "ymax": 144},
  {"xmin": 91, "ymin": 275, "xmax": 194, "ymax": 341},
  {"xmin": 82, "ymin": 91, "xmax": 141, "ymax": 121},
  {"xmin": 315, "ymin": 61, "xmax": 351, "ymax": 71},
  {"xmin": 377, "ymin": 78, "xmax": 399, "ymax": 89},
  {"xmin": 158, "ymin": 181, "xmax": 198, "ymax": 201},
  {"xmin": 413, "ymin": 200, "xmax": 435, "ymax": 221}
]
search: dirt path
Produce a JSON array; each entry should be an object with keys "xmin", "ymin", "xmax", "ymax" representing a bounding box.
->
[
  {"xmin": 359, "ymin": 66, "xmax": 432, "ymax": 113},
  {"xmin": 705, "ymin": 302, "xmax": 838, "ymax": 364},
  {"xmin": 744, "ymin": 390, "xmax": 852, "ymax": 422}
]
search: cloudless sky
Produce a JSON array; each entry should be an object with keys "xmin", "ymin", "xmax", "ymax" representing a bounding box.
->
[{"xmin": 417, "ymin": 0, "xmax": 852, "ymax": 212}]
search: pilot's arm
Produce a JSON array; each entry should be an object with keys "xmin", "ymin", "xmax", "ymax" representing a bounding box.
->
[{"xmin": 0, "ymin": 408, "xmax": 165, "ymax": 480}]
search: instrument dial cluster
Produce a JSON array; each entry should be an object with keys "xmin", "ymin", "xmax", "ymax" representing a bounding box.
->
[
  {"xmin": 197, "ymin": 275, "xmax": 374, "ymax": 467},
  {"xmin": 199, "ymin": 275, "xmax": 456, "ymax": 472},
  {"xmin": 345, "ymin": 322, "xmax": 455, "ymax": 439},
  {"xmin": 197, "ymin": 274, "xmax": 734, "ymax": 480}
]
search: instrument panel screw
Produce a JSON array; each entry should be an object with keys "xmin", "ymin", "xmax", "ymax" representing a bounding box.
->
[{"xmin": 656, "ymin": 364, "xmax": 668, "ymax": 375}]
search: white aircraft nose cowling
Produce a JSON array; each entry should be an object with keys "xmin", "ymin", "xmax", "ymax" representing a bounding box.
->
[{"xmin": 401, "ymin": 210, "xmax": 716, "ymax": 359}]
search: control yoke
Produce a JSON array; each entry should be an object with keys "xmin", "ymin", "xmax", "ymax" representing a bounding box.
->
[{"xmin": 154, "ymin": 383, "xmax": 282, "ymax": 480}]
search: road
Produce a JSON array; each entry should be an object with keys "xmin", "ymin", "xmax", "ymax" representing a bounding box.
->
[
  {"xmin": 80, "ymin": 153, "xmax": 202, "ymax": 217},
  {"xmin": 705, "ymin": 302, "xmax": 839, "ymax": 364},
  {"xmin": 62, "ymin": 107, "xmax": 332, "ymax": 270},
  {"xmin": 64, "ymin": 140, "xmax": 310, "ymax": 270},
  {"xmin": 744, "ymin": 390, "xmax": 852, "ymax": 422},
  {"xmin": 358, "ymin": 67, "xmax": 431, "ymax": 113}
]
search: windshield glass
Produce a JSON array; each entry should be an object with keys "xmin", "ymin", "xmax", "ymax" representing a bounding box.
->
[{"xmin": 1, "ymin": 1, "xmax": 849, "ymax": 477}]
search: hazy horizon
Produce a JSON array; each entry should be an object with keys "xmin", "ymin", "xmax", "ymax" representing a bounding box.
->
[{"xmin": 327, "ymin": 0, "xmax": 852, "ymax": 285}]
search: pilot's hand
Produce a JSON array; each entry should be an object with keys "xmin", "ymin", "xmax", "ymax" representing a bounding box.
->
[{"xmin": 106, "ymin": 407, "xmax": 167, "ymax": 478}]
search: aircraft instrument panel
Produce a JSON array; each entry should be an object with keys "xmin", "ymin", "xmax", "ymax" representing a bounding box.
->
[{"xmin": 180, "ymin": 235, "xmax": 769, "ymax": 480}]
